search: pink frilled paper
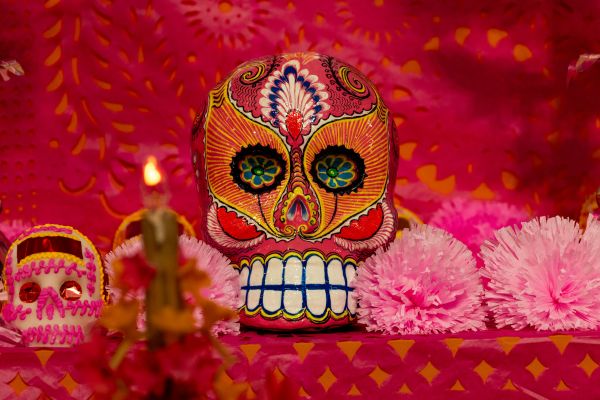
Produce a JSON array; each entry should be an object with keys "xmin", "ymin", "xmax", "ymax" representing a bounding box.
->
[
  {"xmin": 2, "ymin": 2, "xmax": 600, "ymax": 251},
  {"xmin": 1, "ymin": 329, "xmax": 599, "ymax": 399}
]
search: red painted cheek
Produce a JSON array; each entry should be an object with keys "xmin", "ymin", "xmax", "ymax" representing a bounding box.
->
[
  {"xmin": 337, "ymin": 204, "xmax": 384, "ymax": 240},
  {"xmin": 217, "ymin": 207, "xmax": 262, "ymax": 240}
]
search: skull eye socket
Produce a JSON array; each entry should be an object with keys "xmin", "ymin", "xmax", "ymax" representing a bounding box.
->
[
  {"xmin": 19, "ymin": 282, "xmax": 41, "ymax": 303},
  {"xmin": 310, "ymin": 145, "xmax": 366, "ymax": 194},
  {"xmin": 60, "ymin": 280, "xmax": 82, "ymax": 301},
  {"xmin": 230, "ymin": 144, "xmax": 286, "ymax": 194}
]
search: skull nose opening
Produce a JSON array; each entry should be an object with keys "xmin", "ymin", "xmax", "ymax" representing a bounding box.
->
[
  {"xmin": 275, "ymin": 186, "xmax": 319, "ymax": 236},
  {"xmin": 36, "ymin": 287, "xmax": 64, "ymax": 320},
  {"xmin": 287, "ymin": 196, "xmax": 310, "ymax": 223}
]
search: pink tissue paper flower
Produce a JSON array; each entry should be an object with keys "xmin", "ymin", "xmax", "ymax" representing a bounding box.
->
[
  {"xmin": 105, "ymin": 235, "xmax": 241, "ymax": 335},
  {"xmin": 0, "ymin": 219, "xmax": 33, "ymax": 242},
  {"xmin": 429, "ymin": 197, "xmax": 528, "ymax": 258},
  {"xmin": 480, "ymin": 216, "xmax": 600, "ymax": 331},
  {"xmin": 353, "ymin": 224, "xmax": 486, "ymax": 335},
  {"xmin": 0, "ymin": 220, "xmax": 32, "ymax": 302}
]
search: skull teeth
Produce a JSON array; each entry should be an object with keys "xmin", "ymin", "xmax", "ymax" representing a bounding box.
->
[{"xmin": 238, "ymin": 254, "xmax": 357, "ymax": 319}]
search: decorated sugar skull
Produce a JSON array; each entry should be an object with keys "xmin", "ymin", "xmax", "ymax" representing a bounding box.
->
[
  {"xmin": 192, "ymin": 53, "xmax": 398, "ymax": 330},
  {"xmin": 1, "ymin": 224, "xmax": 106, "ymax": 346}
]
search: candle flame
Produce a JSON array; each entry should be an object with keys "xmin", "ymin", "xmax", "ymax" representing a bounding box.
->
[{"xmin": 144, "ymin": 156, "xmax": 162, "ymax": 186}]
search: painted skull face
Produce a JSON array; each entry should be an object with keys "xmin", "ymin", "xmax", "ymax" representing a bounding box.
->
[
  {"xmin": 1, "ymin": 225, "xmax": 106, "ymax": 346},
  {"xmin": 192, "ymin": 53, "xmax": 398, "ymax": 330}
]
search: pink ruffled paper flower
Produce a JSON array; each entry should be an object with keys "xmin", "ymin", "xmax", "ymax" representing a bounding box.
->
[
  {"xmin": 481, "ymin": 216, "xmax": 600, "ymax": 331},
  {"xmin": 105, "ymin": 235, "xmax": 240, "ymax": 335},
  {"xmin": 0, "ymin": 219, "xmax": 32, "ymax": 242},
  {"xmin": 429, "ymin": 198, "xmax": 528, "ymax": 257},
  {"xmin": 0, "ymin": 220, "xmax": 32, "ymax": 302},
  {"xmin": 354, "ymin": 224, "xmax": 486, "ymax": 335}
]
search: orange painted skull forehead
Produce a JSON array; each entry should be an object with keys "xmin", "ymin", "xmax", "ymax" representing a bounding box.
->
[{"xmin": 194, "ymin": 53, "xmax": 397, "ymax": 244}]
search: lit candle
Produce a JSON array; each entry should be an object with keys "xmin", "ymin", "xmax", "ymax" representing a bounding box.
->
[
  {"xmin": 141, "ymin": 156, "xmax": 182, "ymax": 349},
  {"xmin": 142, "ymin": 156, "xmax": 170, "ymax": 243}
]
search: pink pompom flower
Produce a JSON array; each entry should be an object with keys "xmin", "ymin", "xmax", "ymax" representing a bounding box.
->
[
  {"xmin": 481, "ymin": 216, "xmax": 600, "ymax": 331},
  {"xmin": 0, "ymin": 219, "xmax": 32, "ymax": 242},
  {"xmin": 353, "ymin": 224, "xmax": 486, "ymax": 335},
  {"xmin": 105, "ymin": 235, "xmax": 241, "ymax": 335},
  {"xmin": 429, "ymin": 198, "xmax": 528, "ymax": 257}
]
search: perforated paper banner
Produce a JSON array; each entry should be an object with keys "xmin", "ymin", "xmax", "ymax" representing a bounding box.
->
[
  {"xmin": 1, "ymin": 330, "xmax": 599, "ymax": 399},
  {"xmin": 1, "ymin": 1, "xmax": 600, "ymax": 250}
]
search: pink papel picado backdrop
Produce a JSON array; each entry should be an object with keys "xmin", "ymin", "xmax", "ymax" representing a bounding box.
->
[{"xmin": 1, "ymin": 0, "xmax": 600, "ymax": 253}]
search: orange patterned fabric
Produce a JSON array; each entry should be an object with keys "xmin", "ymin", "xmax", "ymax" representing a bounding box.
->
[{"xmin": 1, "ymin": 330, "xmax": 599, "ymax": 399}]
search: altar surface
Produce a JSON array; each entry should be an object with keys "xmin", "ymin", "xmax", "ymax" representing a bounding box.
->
[{"xmin": 2, "ymin": 329, "xmax": 599, "ymax": 399}]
